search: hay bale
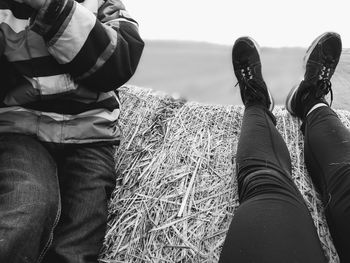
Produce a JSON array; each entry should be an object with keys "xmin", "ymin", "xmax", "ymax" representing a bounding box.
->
[{"xmin": 100, "ymin": 86, "xmax": 342, "ymax": 263}]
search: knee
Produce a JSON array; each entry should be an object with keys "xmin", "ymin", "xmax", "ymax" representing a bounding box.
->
[
  {"xmin": 239, "ymin": 169, "xmax": 301, "ymax": 202},
  {"xmin": 5, "ymin": 174, "xmax": 60, "ymax": 223},
  {"xmin": 0, "ymin": 181, "xmax": 60, "ymax": 262},
  {"xmin": 28, "ymin": 179, "xmax": 60, "ymax": 216},
  {"xmin": 33, "ymin": 186, "xmax": 60, "ymax": 218}
]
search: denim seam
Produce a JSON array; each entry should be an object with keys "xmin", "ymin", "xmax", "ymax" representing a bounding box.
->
[{"xmin": 36, "ymin": 167, "xmax": 61, "ymax": 263}]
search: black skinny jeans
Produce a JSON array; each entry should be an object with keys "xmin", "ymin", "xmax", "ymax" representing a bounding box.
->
[
  {"xmin": 304, "ymin": 106, "xmax": 350, "ymax": 262},
  {"xmin": 219, "ymin": 105, "xmax": 327, "ymax": 263}
]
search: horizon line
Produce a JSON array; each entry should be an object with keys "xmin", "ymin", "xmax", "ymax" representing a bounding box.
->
[{"xmin": 144, "ymin": 38, "xmax": 350, "ymax": 50}]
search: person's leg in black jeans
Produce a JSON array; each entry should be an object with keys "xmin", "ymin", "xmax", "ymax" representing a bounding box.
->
[
  {"xmin": 219, "ymin": 37, "xmax": 326, "ymax": 263},
  {"xmin": 285, "ymin": 32, "xmax": 350, "ymax": 261},
  {"xmin": 304, "ymin": 107, "xmax": 350, "ymax": 262}
]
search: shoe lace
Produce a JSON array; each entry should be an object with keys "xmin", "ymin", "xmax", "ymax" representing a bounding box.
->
[
  {"xmin": 234, "ymin": 65, "xmax": 262, "ymax": 100},
  {"xmin": 240, "ymin": 66, "xmax": 253, "ymax": 80},
  {"xmin": 315, "ymin": 57, "xmax": 335, "ymax": 106}
]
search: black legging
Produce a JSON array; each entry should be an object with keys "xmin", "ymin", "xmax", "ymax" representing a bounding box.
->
[
  {"xmin": 304, "ymin": 106, "xmax": 350, "ymax": 262},
  {"xmin": 219, "ymin": 105, "xmax": 326, "ymax": 263}
]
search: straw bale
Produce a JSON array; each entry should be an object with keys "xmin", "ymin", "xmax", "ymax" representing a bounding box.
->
[{"xmin": 100, "ymin": 86, "xmax": 343, "ymax": 263}]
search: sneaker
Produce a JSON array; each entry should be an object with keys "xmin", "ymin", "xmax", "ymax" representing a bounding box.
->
[
  {"xmin": 286, "ymin": 32, "xmax": 342, "ymax": 118},
  {"xmin": 232, "ymin": 37, "xmax": 274, "ymax": 111}
]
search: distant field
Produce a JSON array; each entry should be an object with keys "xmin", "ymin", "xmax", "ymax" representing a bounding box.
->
[{"xmin": 127, "ymin": 40, "xmax": 350, "ymax": 110}]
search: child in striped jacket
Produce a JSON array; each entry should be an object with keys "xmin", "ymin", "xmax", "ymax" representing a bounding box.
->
[{"xmin": 0, "ymin": 0, "xmax": 144, "ymax": 261}]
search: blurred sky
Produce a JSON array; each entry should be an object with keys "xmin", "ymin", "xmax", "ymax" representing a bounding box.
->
[{"xmin": 126, "ymin": 0, "xmax": 350, "ymax": 48}]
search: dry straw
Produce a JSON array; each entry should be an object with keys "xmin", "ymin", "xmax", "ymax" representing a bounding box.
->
[{"xmin": 100, "ymin": 86, "xmax": 345, "ymax": 263}]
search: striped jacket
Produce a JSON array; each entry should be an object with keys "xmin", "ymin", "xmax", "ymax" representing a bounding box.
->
[{"xmin": 0, "ymin": 0, "xmax": 144, "ymax": 144}]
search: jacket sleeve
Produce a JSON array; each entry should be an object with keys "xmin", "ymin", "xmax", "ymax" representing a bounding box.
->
[
  {"xmin": 30, "ymin": 0, "xmax": 144, "ymax": 92},
  {"xmin": 0, "ymin": 30, "xmax": 22, "ymax": 102}
]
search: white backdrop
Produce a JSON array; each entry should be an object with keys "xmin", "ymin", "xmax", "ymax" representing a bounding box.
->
[{"xmin": 126, "ymin": 0, "xmax": 350, "ymax": 47}]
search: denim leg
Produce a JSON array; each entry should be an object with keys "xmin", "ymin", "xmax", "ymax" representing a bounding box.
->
[
  {"xmin": 0, "ymin": 134, "xmax": 60, "ymax": 263},
  {"xmin": 304, "ymin": 106, "xmax": 350, "ymax": 262},
  {"xmin": 219, "ymin": 105, "xmax": 326, "ymax": 263},
  {"xmin": 43, "ymin": 144, "xmax": 116, "ymax": 263}
]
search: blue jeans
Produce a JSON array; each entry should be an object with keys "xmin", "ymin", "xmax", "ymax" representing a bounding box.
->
[{"xmin": 0, "ymin": 134, "xmax": 116, "ymax": 263}]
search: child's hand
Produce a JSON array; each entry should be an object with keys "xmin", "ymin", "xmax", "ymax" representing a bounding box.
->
[{"xmin": 13, "ymin": 0, "xmax": 46, "ymax": 9}]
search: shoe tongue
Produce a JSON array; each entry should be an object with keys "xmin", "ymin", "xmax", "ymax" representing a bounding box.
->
[
  {"xmin": 324, "ymin": 55, "xmax": 335, "ymax": 64},
  {"xmin": 243, "ymin": 78, "xmax": 269, "ymax": 106}
]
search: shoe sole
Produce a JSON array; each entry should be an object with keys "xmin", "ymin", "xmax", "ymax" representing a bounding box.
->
[
  {"xmin": 235, "ymin": 36, "xmax": 275, "ymax": 111},
  {"xmin": 303, "ymin": 31, "xmax": 340, "ymax": 69},
  {"xmin": 285, "ymin": 84, "xmax": 299, "ymax": 116},
  {"xmin": 286, "ymin": 32, "xmax": 339, "ymax": 115}
]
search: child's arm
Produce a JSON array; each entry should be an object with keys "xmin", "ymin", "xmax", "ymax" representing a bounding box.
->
[
  {"xmin": 0, "ymin": 30, "xmax": 19, "ymax": 101},
  {"xmin": 28, "ymin": 0, "xmax": 144, "ymax": 92}
]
